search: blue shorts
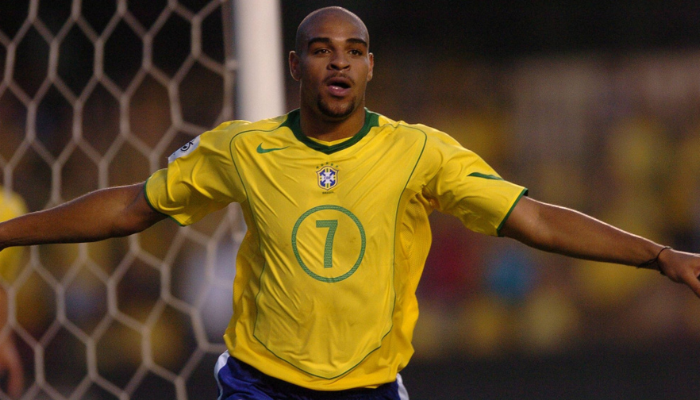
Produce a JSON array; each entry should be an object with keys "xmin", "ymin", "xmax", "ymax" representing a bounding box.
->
[{"xmin": 214, "ymin": 352, "xmax": 409, "ymax": 400}]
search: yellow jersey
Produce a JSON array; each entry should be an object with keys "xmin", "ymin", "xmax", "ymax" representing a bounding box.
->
[
  {"xmin": 0, "ymin": 187, "xmax": 28, "ymax": 283},
  {"xmin": 145, "ymin": 109, "xmax": 527, "ymax": 390}
]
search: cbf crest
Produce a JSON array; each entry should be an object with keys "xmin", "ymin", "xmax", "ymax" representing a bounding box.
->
[{"xmin": 316, "ymin": 163, "xmax": 339, "ymax": 191}]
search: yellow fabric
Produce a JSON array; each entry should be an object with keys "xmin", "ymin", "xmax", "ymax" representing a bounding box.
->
[
  {"xmin": 0, "ymin": 187, "xmax": 28, "ymax": 283},
  {"xmin": 145, "ymin": 109, "xmax": 526, "ymax": 390}
]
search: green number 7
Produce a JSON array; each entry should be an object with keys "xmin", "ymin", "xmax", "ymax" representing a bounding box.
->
[{"xmin": 316, "ymin": 219, "xmax": 338, "ymax": 269}]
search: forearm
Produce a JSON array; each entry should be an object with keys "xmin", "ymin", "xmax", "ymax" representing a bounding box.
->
[
  {"xmin": 0, "ymin": 183, "xmax": 163, "ymax": 249},
  {"xmin": 501, "ymin": 197, "xmax": 663, "ymax": 267}
]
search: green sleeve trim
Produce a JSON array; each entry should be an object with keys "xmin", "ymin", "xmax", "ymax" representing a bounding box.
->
[
  {"xmin": 282, "ymin": 108, "xmax": 380, "ymax": 154},
  {"xmin": 496, "ymin": 188, "xmax": 529, "ymax": 237},
  {"xmin": 468, "ymin": 172, "xmax": 504, "ymax": 180},
  {"xmin": 143, "ymin": 175, "xmax": 186, "ymax": 227}
]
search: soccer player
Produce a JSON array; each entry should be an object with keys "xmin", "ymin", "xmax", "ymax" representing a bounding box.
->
[
  {"xmin": 1, "ymin": 6, "xmax": 699, "ymax": 400},
  {"xmin": 0, "ymin": 188, "xmax": 26, "ymax": 399}
]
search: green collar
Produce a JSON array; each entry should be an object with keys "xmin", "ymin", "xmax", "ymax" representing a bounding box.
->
[{"xmin": 282, "ymin": 108, "xmax": 380, "ymax": 155}]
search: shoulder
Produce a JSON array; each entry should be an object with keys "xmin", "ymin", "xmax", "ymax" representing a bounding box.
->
[
  {"xmin": 373, "ymin": 113, "xmax": 465, "ymax": 150},
  {"xmin": 168, "ymin": 114, "xmax": 291, "ymax": 163},
  {"xmin": 214, "ymin": 114, "xmax": 297, "ymax": 153},
  {"xmin": 220, "ymin": 114, "xmax": 289, "ymax": 134},
  {"xmin": 372, "ymin": 113, "xmax": 490, "ymax": 178},
  {"xmin": 208, "ymin": 114, "xmax": 290, "ymax": 142}
]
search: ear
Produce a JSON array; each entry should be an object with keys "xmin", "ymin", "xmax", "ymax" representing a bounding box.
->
[
  {"xmin": 367, "ymin": 52, "xmax": 374, "ymax": 82},
  {"xmin": 289, "ymin": 51, "xmax": 301, "ymax": 81}
]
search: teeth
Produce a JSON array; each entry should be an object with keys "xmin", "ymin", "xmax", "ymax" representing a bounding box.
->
[{"xmin": 328, "ymin": 79, "xmax": 349, "ymax": 88}]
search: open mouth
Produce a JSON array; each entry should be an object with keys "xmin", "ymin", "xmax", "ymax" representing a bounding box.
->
[
  {"xmin": 327, "ymin": 76, "xmax": 352, "ymax": 89},
  {"xmin": 328, "ymin": 80, "xmax": 350, "ymax": 89},
  {"xmin": 326, "ymin": 77, "xmax": 352, "ymax": 97}
]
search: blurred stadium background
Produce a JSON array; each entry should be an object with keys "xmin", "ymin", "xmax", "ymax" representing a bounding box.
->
[{"xmin": 2, "ymin": 0, "xmax": 700, "ymax": 399}]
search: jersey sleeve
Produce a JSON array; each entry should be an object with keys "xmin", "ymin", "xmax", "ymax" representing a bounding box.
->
[
  {"xmin": 0, "ymin": 190, "xmax": 28, "ymax": 282},
  {"xmin": 422, "ymin": 131, "xmax": 527, "ymax": 236},
  {"xmin": 145, "ymin": 123, "xmax": 246, "ymax": 226}
]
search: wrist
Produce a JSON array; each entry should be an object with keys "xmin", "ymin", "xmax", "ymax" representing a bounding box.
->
[{"xmin": 637, "ymin": 245, "xmax": 672, "ymax": 274}]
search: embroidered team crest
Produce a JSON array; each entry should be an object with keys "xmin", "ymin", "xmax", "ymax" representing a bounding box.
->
[{"xmin": 317, "ymin": 164, "xmax": 339, "ymax": 190}]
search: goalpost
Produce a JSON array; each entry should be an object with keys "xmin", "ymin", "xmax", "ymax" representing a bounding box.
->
[{"xmin": 0, "ymin": 1, "xmax": 284, "ymax": 399}]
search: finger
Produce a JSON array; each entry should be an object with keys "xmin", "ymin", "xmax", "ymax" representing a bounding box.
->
[
  {"xmin": 682, "ymin": 271, "xmax": 700, "ymax": 299},
  {"xmin": 0, "ymin": 343, "xmax": 24, "ymax": 399},
  {"xmin": 7, "ymin": 369, "xmax": 24, "ymax": 398},
  {"xmin": 6, "ymin": 357, "xmax": 23, "ymax": 398}
]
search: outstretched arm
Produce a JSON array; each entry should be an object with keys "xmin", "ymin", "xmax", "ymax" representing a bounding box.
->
[
  {"xmin": 500, "ymin": 196, "xmax": 700, "ymax": 297},
  {"xmin": 0, "ymin": 183, "xmax": 166, "ymax": 250}
]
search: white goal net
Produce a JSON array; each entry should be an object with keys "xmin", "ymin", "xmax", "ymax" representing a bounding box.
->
[{"xmin": 0, "ymin": 1, "xmax": 278, "ymax": 399}]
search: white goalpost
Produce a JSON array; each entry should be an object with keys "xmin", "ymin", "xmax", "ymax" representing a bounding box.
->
[
  {"xmin": 232, "ymin": 0, "xmax": 285, "ymax": 121},
  {"xmin": 0, "ymin": 1, "xmax": 284, "ymax": 399}
]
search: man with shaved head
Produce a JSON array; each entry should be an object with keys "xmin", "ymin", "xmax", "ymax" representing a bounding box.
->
[
  {"xmin": 2, "ymin": 6, "xmax": 700, "ymax": 399},
  {"xmin": 291, "ymin": 7, "xmax": 374, "ymax": 137}
]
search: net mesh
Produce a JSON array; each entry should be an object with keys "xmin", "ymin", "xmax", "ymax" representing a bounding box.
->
[{"xmin": 0, "ymin": 1, "xmax": 243, "ymax": 398}]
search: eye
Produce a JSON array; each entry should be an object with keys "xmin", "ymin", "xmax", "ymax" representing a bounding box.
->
[
  {"xmin": 313, "ymin": 48, "xmax": 330, "ymax": 55},
  {"xmin": 349, "ymin": 49, "xmax": 363, "ymax": 56}
]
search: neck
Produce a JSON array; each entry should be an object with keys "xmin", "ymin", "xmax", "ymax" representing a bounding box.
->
[{"xmin": 299, "ymin": 106, "xmax": 366, "ymax": 142}]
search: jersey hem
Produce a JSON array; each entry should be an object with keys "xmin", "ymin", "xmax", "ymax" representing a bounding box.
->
[
  {"xmin": 250, "ymin": 332, "xmax": 386, "ymax": 380},
  {"xmin": 142, "ymin": 176, "xmax": 186, "ymax": 227},
  {"xmin": 496, "ymin": 187, "xmax": 529, "ymax": 237}
]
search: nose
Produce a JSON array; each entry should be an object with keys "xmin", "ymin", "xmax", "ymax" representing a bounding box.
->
[{"xmin": 329, "ymin": 52, "xmax": 349, "ymax": 70}]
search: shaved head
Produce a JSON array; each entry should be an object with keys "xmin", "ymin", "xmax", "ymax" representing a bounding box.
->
[
  {"xmin": 289, "ymin": 6, "xmax": 374, "ymax": 135},
  {"xmin": 295, "ymin": 7, "xmax": 369, "ymax": 54}
]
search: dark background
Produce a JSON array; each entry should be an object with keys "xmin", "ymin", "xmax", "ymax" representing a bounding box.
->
[
  {"xmin": 281, "ymin": 0, "xmax": 700, "ymax": 58},
  {"xmin": 279, "ymin": 2, "xmax": 700, "ymax": 399}
]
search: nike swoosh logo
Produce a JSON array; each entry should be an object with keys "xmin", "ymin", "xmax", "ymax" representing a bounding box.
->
[{"xmin": 256, "ymin": 143, "xmax": 290, "ymax": 154}]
